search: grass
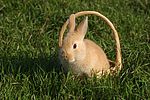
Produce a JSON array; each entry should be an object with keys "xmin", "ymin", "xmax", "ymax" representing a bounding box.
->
[{"xmin": 0, "ymin": 0, "xmax": 150, "ymax": 99}]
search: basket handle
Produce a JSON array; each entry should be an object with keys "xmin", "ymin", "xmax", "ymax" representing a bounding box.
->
[{"xmin": 58, "ymin": 11, "xmax": 122, "ymax": 71}]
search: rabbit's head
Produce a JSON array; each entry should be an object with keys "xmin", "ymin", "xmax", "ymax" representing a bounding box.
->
[{"xmin": 59, "ymin": 14, "xmax": 88, "ymax": 63}]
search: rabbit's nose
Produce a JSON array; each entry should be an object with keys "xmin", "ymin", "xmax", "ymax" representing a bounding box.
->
[
  {"xmin": 61, "ymin": 50, "xmax": 65, "ymax": 55},
  {"xmin": 61, "ymin": 51, "xmax": 68, "ymax": 59}
]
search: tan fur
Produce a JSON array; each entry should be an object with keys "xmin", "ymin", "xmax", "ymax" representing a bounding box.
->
[{"xmin": 59, "ymin": 14, "xmax": 110, "ymax": 77}]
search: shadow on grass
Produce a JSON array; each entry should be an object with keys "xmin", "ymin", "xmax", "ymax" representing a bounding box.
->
[
  {"xmin": 1, "ymin": 49, "xmax": 65, "ymax": 97},
  {"xmin": 1, "ymin": 50, "xmax": 62, "ymax": 75}
]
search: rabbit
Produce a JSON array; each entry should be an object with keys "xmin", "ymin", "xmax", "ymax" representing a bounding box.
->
[{"xmin": 59, "ymin": 14, "xmax": 110, "ymax": 77}]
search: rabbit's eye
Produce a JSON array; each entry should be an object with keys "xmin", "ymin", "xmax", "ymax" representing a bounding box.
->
[{"xmin": 73, "ymin": 43, "xmax": 77, "ymax": 49}]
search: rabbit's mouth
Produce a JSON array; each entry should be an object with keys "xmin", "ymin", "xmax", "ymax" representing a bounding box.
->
[
  {"xmin": 66, "ymin": 54, "xmax": 75, "ymax": 62},
  {"xmin": 60, "ymin": 50, "xmax": 75, "ymax": 62},
  {"xmin": 68, "ymin": 58, "xmax": 75, "ymax": 62},
  {"xmin": 60, "ymin": 54, "xmax": 75, "ymax": 63}
]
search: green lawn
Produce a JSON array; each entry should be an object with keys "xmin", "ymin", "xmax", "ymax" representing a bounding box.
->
[{"xmin": 0, "ymin": 0, "xmax": 150, "ymax": 99}]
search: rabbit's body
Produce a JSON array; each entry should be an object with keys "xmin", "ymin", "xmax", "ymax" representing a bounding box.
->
[{"xmin": 59, "ymin": 14, "xmax": 110, "ymax": 77}]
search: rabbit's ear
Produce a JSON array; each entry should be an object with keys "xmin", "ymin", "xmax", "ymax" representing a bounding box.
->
[
  {"xmin": 77, "ymin": 16, "xmax": 88, "ymax": 38},
  {"xmin": 69, "ymin": 14, "xmax": 75, "ymax": 32}
]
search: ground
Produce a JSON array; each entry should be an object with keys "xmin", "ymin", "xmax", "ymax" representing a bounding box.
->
[{"xmin": 0, "ymin": 0, "xmax": 150, "ymax": 99}]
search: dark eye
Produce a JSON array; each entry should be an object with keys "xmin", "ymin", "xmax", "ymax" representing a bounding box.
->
[{"xmin": 73, "ymin": 43, "xmax": 77, "ymax": 49}]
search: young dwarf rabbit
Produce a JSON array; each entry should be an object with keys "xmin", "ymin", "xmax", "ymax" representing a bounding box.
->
[{"xmin": 59, "ymin": 14, "xmax": 110, "ymax": 77}]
